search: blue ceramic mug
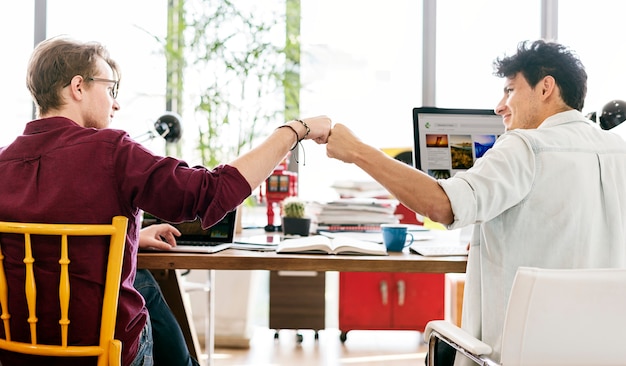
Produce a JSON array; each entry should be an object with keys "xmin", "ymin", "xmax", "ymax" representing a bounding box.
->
[{"xmin": 381, "ymin": 224, "xmax": 414, "ymax": 252}]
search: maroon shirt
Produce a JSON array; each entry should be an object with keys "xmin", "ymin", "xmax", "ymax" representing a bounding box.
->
[{"xmin": 0, "ymin": 117, "xmax": 250, "ymax": 366}]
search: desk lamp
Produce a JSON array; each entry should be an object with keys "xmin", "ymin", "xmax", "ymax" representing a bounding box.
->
[
  {"xmin": 599, "ymin": 100, "xmax": 626, "ymax": 130},
  {"xmin": 135, "ymin": 111, "xmax": 183, "ymax": 143}
]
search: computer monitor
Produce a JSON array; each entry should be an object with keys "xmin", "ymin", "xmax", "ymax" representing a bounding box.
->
[{"xmin": 412, "ymin": 107, "xmax": 505, "ymax": 179}]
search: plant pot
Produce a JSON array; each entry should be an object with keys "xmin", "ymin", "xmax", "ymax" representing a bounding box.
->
[{"xmin": 281, "ymin": 217, "xmax": 311, "ymax": 236}]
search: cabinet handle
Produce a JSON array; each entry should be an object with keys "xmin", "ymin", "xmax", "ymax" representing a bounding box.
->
[
  {"xmin": 397, "ymin": 280, "xmax": 405, "ymax": 306},
  {"xmin": 380, "ymin": 280, "xmax": 388, "ymax": 305}
]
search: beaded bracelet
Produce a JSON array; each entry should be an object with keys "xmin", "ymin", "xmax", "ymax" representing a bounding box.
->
[
  {"xmin": 295, "ymin": 119, "xmax": 310, "ymax": 140},
  {"xmin": 292, "ymin": 119, "xmax": 308, "ymax": 165},
  {"xmin": 276, "ymin": 124, "xmax": 299, "ymax": 151},
  {"xmin": 275, "ymin": 120, "xmax": 308, "ymax": 165}
]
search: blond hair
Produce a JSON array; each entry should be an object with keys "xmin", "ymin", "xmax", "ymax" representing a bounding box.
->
[{"xmin": 26, "ymin": 36, "xmax": 121, "ymax": 116}]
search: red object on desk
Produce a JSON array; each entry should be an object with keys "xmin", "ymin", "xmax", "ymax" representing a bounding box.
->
[
  {"xmin": 259, "ymin": 155, "xmax": 297, "ymax": 231},
  {"xmin": 394, "ymin": 203, "xmax": 423, "ymax": 225}
]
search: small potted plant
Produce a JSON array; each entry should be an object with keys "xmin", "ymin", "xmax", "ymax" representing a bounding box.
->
[{"xmin": 281, "ymin": 196, "xmax": 311, "ymax": 236}]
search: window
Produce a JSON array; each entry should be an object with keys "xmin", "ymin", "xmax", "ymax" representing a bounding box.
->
[
  {"xmin": 1, "ymin": 2, "xmax": 35, "ymax": 146},
  {"xmin": 558, "ymin": 0, "xmax": 626, "ymax": 117},
  {"xmin": 299, "ymin": 0, "xmax": 421, "ymax": 200},
  {"xmin": 436, "ymin": 0, "xmax": 541, "ymax": 109},
  {"xmin": 7, "ymin": 2, "xmax": 626, "ymax": 201},
  {"xmin": 1, "ymin": 1, "xmax": 168, "ymax": 152}
]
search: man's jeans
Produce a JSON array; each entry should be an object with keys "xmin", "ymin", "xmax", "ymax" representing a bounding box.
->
[
  {"xmin": 130, "ymin": 318, "xmax": 153, "ymax": 366},
  {"xmin": 134, "ymin": 269, "xmax": 200, "ymax": 366}
]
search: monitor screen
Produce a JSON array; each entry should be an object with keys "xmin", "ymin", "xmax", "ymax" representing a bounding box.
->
[{"xmin": 412, "ymin": 107, "xmax": 505, "ymax": 179}]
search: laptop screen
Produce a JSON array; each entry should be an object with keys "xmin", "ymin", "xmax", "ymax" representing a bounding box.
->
[
  {"xmin": 160, "ymin": 210, "xmax": 237, "ymax": 245},
  {"xmin": 412, "ymin": 107, "xmax": 505, "ymax": 178}
]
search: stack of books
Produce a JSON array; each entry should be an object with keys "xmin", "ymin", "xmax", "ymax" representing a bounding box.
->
[
  {"xmin": 315, "ymin": 198, "xmax": 399, "ymax": 232},
  {"xmin": 331, "ymin": 180, "xmax": 391, "ymax": 199}
]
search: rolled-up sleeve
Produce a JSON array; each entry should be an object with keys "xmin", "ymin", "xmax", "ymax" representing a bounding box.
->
[{"xmin": 438, "ymin": 133, "xmax": 536, "ymax": 229}]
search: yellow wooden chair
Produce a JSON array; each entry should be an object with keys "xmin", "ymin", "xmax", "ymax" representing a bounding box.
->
[{"xmin": 0, "ymin": 216, "xmax": 128, "ymax": 366}]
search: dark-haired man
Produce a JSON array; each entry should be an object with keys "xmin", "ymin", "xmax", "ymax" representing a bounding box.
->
[{"xmin": 327, "ymin": 40, "xmax": 626, "ymax": 364}]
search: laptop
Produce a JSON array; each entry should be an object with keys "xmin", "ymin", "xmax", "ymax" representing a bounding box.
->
[{"xmin": 146, "ymin": 209, "xmax": 237, "ymax": 254}]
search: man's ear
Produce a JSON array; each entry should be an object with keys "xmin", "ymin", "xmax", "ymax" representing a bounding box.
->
[
  {"xmin": 68, "ymin": 75, "xmax": 85, "ymax": 100},
  {"xmin": 540, "ymin": 75, "xmax": 557, "ymax": 98}
]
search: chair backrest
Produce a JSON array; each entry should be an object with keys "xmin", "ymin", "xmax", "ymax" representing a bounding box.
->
[
  {"xmin": 501, "ymin": 266, "xmax": 626, "ymax": 366},
  {"xmin": 0, "ymin": 216, "xmax": 128, "ymax": 366}
]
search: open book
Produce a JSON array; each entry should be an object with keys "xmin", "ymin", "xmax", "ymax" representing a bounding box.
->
[{"xmin": 276, "ymin": 235, "xmax": 388, "ymax": 256}]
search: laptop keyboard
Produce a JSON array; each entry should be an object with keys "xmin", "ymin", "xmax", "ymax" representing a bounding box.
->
[{"xmin": 178, "ymin": 240, "xmax": 222, "ymax": 246}]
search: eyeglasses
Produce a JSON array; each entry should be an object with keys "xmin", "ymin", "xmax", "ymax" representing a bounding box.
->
[{"xmin": 87, "ymin": 77, "xmax": 119, "ymax": 99}]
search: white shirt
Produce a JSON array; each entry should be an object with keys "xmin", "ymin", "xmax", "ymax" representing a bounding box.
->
[
  {"xmin": 610, "ymin": 119, "xmax": 626, "ymax": 140},
  {"xmin": 439, "ymin": 110, "xmax": 626, "ymax": 362}
]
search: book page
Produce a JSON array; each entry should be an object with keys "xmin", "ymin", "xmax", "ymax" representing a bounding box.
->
[
  {"xmin": 331, "ymin": 237, "xmax": 387, "ymax": 256},
  {"xmin": 276, "ymin": 236, "xmax": 333, "ymax": 254},
  {"xmin": 276, "ymin": 235, "xmax": 387, "ymax": 255}
]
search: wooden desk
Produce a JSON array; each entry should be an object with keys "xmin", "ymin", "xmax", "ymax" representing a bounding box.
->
[
  {"xmin": 138, "ymin": 248, "xmax": 467, "ymax": 272},
  {"xmin": 137, "ymin": 248, "xmax": 467, "ymax": 365}
]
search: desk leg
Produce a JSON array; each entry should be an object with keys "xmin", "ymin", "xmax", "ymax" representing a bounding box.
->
[
  {"xmin": 207, "ymin": 269, "xmax": 215, "ymax": 366},
  {"xmin": 150, "ymin": 269, "xmax": 202, "ymax": 363}
]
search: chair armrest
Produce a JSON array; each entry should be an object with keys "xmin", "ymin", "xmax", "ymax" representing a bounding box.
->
[{"xmin": 425, "ymin": 320, "xmax": 492, "ymax": 356}]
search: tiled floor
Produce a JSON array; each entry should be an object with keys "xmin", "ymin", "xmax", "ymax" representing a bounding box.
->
[
  {"xmin": 211, "ymin": 327, "xmax": 427, "ymax": 366},
  {"xmin": 190, "ymin": 268, "xmax": 430, "ymax": 366}
]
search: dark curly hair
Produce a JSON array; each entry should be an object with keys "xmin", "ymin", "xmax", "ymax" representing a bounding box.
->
[{"xmin": 493, "ymin": 40, "xmax": 587, "ymax": 111}]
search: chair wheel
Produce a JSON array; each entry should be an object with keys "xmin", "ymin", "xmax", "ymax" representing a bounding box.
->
[
  {"xmin": 296, "ymin": 332, "xmax": 303, "ymax": 343},
  {"xmin": 340, "ymin": 331, "xmax": 348, "ymax": 342}
]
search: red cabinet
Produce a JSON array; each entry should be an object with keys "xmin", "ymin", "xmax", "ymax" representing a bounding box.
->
[{"xmin": 339, "ymin": 272, "xmax": 444, "ymax": 341}]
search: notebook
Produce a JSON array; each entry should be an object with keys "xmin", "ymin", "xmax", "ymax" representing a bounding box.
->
[
  {"xmin": 410, "ymin": 244, "xmax": 468, "ymax": 257},
  {"xmin": 148, "ymin": 209, "xmax": 237, "ymax": 254},
  {"xmin": 408, "ymin": 226, "xmax": 472, "ymax": 257}
]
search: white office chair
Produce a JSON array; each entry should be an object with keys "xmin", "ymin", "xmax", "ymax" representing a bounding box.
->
[{"xmin": 424, "ymin": 266, "xmax": 626, "ymax": 366}]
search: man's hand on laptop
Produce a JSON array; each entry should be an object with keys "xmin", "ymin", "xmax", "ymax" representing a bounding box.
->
[{"xmin": 139, "ymin": 224, "xmax": 181, "ymax": 250}]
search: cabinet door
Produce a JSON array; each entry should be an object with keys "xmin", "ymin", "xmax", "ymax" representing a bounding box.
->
[
  {"xmin": 391, "ymin": 273, "xmax": 444, "ymax": 331},
  {"xmin": 339, "ymin": 272, "xmax": 392, "ymax": 329},
  {"xmin": 269, "ymin": 271, "xmax": 326, "ymax": 331}
]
